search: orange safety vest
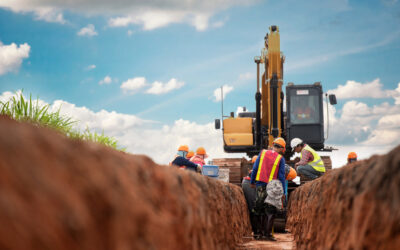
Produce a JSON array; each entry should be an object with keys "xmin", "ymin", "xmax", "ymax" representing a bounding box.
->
[
  {"xmin": 169, "ymin": 155, "xmax": 186, "ymax": 169},
  {"xmin": 255, "ymin": 150, "xmax": 282, "ymax": 183}
]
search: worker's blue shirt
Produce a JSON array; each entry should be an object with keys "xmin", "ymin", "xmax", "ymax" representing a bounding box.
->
[
  {"xmin": 250, "ymin": 152, "xmax": 287, "ymax": 196},
  {"xmin": 171, "ymin": 156, "xmax": 198, "ymax": 172}
]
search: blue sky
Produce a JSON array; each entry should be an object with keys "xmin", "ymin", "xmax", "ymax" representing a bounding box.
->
[{"xmin": 1, "ymin": 0, "xmax": 400, "ymax": 166}]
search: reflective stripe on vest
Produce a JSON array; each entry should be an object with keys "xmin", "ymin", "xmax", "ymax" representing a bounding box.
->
[
  {"xmin": 301, "ymin": 145, "xmax": 325, "ymax": 172},
  {"xmin": 255, "ymin": 150, "xmax": 282, "ymax": 183}
]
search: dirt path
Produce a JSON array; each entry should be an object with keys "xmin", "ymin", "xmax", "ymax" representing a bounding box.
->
[{"xmin": 237, "ymin": 233, "xmax": 295, "ymax": 250}]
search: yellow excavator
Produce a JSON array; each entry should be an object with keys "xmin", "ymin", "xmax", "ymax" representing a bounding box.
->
[
  {"xmin": 214, "ymin": 25, "xmax": 337, "ymax": 231},
  {"xmin": 215, "ymin": 25, "xmax": 337, "ymax": 159}
]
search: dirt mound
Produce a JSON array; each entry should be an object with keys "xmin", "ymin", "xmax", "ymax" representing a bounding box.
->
[
  {"xmin": 0, "ymin": 116, "xmax": 252, "ymax": 250},
  {"xmin": 287, "ymin": 145, "xmax": 400, "ymax": 249}
]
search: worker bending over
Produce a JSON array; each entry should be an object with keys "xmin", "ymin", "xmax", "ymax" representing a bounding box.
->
[
  {"xmin": 347, "ymin": 152, "xmax": 357, "ymax": 164},
  {"xmin": 170, "ymin": 145, "xmax": 201, "ymax": 172},
  {"xmin": 291, "ymin": 138, "xmax": 325, "ymax": 180},
  {"xmin": 250, "ymin": 138, "xmax": 287, "ymax": 241}
]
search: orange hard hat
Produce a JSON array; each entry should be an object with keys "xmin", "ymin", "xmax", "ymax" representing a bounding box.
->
[
  {"xmin": 286, "ymin": 167, "xmax": 297, "ymax": 181},
  {"xmin": 252, "ymin": 155, "xmax": 258, "ymax": 163},
  {"xmin": 186, "ymin": 151, "xmax": 194, "ymax": 158},
  {"xmin": 196, "ymin": 147, "xmax": 207, "ymax": 155},
  {"xmin": 273, "ymin": 137, "xmax": 286, "ymax": 148},
  {"xmin": 178, "ymin": 145, "xmax": 189, "ymax": 152},
  {"xmin": 348, "ymin": 152, "xmax": 357, "ymax": 159}
]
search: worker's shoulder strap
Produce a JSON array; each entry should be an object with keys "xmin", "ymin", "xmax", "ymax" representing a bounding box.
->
[{"xmin": 304, "ymin": 144, "xmax": 315, "ymax": 153}]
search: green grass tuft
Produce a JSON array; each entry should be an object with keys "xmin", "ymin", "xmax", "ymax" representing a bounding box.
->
[{"xmin": 0, "ymin": 91, "xmax": 124, "ymax": 151}]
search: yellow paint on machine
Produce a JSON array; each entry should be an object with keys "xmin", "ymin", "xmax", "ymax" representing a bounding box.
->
[{"xmin": 223, "ymin": 118, "xmax": 253, "ymax": 146}]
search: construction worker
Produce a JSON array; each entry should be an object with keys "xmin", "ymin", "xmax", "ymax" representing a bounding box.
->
[
  {"xmin": 242, "ymin": 156, "xmax": 258, "ymax": 235},
  {"xmin": 347, "ymin": 152, "xmax": 357, "ymax": 163},
  {"xmin": 292, "ymin": 97, "xmax": 316, "ymax": 124},
  {"xmin": 250, "ymin": 137, "xmax": 287, "ymax": 241},
  {"xmin": 170, "ymin": 145, "xmax": 201, "ymax": 172},
  {"xmin": 186, "ymin": 151, "xmax": 194, "ymax": 160},
  {"xmin": 190, "ymin": 147, "xmax": 208, "ymax": 167},
  {"xmin": 291, "ymin": 138, "xmax": 325, "ymax": 180}
]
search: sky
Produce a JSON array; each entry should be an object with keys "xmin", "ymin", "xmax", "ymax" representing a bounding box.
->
[{"xmin": 0, "ymin": 0, "xmax": 400, "ymax": 168}]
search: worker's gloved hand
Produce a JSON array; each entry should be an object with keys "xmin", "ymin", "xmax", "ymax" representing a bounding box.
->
[{"xmin": 196, "ymin": 164, "xmax": 202, "ymax": 173}]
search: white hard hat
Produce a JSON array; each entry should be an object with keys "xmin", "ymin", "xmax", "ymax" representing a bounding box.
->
[{"xmin": 290, "ymin": 138, "xmax": 303, "ymax": 149}]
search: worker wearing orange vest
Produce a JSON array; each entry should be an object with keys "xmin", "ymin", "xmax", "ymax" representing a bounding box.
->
[
  {"xmin": 170, "ymin": 145, "xmax": 200, "ymax": 172},
  {"xmin": 347, "ymin": 152, "xmax": 357, "ymax": 163},
  {"xmin": 250, "ymin": 138, "xmax": 286, "ymax": 241}
]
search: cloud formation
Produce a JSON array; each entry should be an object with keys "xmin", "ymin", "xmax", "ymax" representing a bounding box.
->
[
  {"xmin": 0, "ymin": 0, "xmax": 255, "ymax": 30},
  {"xmin": 86, "ymin": 64, "xmax": 96, "ymax": 70},
  {"xmin": 120, "ymin": 77, "xmax": 147, "ymax": 94},
  {"xmin": 325, "ymin": 80, "xmax": 400, "ymax": 146},
  {"xmin": 329, "ymin": 78, "xmax": 392, "ymax": 99},
  {"xmin": 0, "ymin": 42, "xmax": 30, "ymax": 75},
  {"xmin": 77, "ymin": 24, "xmax": 98, "ymax": 36},
  {"xmin": 99, "ymin": 75, "xmax": 112, "ymax": 85},
  {"xmin": 121, "ymin": 77, "xmax": 184, "ymax": 95},
  {"xmin": 213, "ymin": 84, "xmax": 234, "ymax": 102},
  {"xmin": 146, "ymin": 78, "xmax": 184, "ymax": 94}
]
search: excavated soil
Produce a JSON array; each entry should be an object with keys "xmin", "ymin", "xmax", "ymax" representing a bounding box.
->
[
  {"xmin": 237, "ymin": 233, "xmax": 295, "ymax": 249},
  {"xmin": 0, "ymin": 116, "xmax": 252, "ymax": 250},
  {"xmin": 287, "ymin": 145, "xmax": 400, "ymax": 250}
]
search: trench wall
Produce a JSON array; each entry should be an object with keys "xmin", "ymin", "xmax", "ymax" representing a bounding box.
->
[
  {"xmin": 287, "ymin": 145, "xmax": 400, "ymax": 250},
  {"xmin": 0, "ymin": 116, "xmax": 252, "ymax": 250}
]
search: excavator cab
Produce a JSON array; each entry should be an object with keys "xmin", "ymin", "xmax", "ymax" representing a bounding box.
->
[
  {"xmin": 286, "ymin": 82, "xmax": 337, "ymax": 151},
  {"xmin": 286, "ymin": 83, "xmax": 324, "ymax": 150}
]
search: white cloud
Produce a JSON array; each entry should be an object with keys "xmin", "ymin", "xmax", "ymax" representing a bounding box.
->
[
  {"xmin": 329, "ymin": 78, "xmax": 392, "ymax": 99},
  {"xmin": 0, "ymin": 42, "xmax": 30, "ymax": 75},
  {"xmin": 0, "ymin": 0, "xmax": 256, "ymax": 30},
  {"xmin": 127, "ymin": 30, "xmax": 134, "ymax": 36},
  {"xmin": 49, "ymin": 100, "xmax": 150, "ymax": 133},
  {"xmin": 120, "ymin": 77, "xmax": 147, "ymax": 94},
  {"xmin": 77, "ymin": 24, "xmax": 98, "ymax": 37},
  {"xmin": 390, "ymin": 83, "xmax": 400, "ymax": 105},
  {"xmin": 213, "ymin": 84, "xmax": 234, "ymax": 102},
  {"xmin": 121, "ymin": 77, "xmax": 184, "ymax": 95},
  {"xmin": 99, "ymin": 75, "xmax": 112, "ymax": 85},
  {"xmin": 34, "ymin": 7, "xmax": 66, "ymax": 23},
  {"xmin": 108, "ymin": 17, "xmax": 133, "ymax": 27},
  {"xmin": 146, "ymin": 78, "xmax": 184, "ymax": 95},
  {"xmin": 86, "ymin": 64, "xmax": 96, "ymax": 70}
]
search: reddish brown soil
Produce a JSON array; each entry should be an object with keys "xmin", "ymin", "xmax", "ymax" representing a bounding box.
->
[
  {"xmin": 287, "ymin": 145, "xmax": 400, "ymax": 250},
  {"xmin": 0, "ymin": 116, "xmax": 252, "ymax": 250},
  {"xmin": 237, "ymin": 233, "xmax": 295, "ymax": 249}
]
